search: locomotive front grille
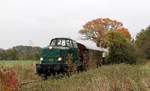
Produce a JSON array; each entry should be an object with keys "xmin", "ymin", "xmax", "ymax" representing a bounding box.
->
[{"xmin": 49, "ymin": 58, "xmax": 54, "ymax": 61}]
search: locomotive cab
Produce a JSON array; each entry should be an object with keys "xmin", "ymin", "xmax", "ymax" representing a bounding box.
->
[{"xmin": 36, "ymin": 38, "xmax": 86, "ymax": 78}]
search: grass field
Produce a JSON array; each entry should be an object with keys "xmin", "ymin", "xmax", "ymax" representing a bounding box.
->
[
  {"xmin": 0, "ymin": 60, "xmax": 39, "ymax": 67},
  {"xmin": 0, "ymin": 61, "xmax": 150, "ymax": 91}
]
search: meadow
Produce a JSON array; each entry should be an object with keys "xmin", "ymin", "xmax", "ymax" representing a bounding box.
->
[
  {"xmin": 0, "ymin": 61, "xmax": 150, "ymax": 91},
  {"xmin": 0, "ymin": 60, "xmax": 39, "ymax": 67}
]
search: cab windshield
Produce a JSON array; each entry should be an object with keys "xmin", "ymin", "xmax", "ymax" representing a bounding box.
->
[{"xmin": 50, "ymin": 39, "xmax": 73, "ymax": 47}]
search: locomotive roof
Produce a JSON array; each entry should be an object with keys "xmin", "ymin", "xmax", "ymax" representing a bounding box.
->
[
  {"xmin": 51, "ymin": 37, "xmax": 108, "ymax": 52},
  {"xmin": 52, "ymin": 37, "xmax": 74, "ymax": 41}
]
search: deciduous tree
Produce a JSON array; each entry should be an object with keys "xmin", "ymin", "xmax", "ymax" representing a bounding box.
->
[
  {"xmin": 79, "ymin": 18, "xmax": 136, "ymax": 64},
  {"xmin": 135, "ymin": 26, "xmax": 150, "ymax": 59},
  {"xmin": 79, "ymin": 18, "xmax": 131, "ymax": 47}
]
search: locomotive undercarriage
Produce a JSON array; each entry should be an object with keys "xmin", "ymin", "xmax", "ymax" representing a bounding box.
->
[{"xmin": 36, "ymin": 63, "xmax": 87, "ymax": 79}]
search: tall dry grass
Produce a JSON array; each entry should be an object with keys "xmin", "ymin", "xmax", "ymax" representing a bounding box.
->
[
  {"xmin": 1, "ymin": 61, "xmax": 150, "ymax": 91},
  {"xmin": 22, "ymin": 64, "xmax": 150, "ymax": 91},
  {"xmin": 0, "ymin": 61, "xmax": 39, "ymax": 91}
]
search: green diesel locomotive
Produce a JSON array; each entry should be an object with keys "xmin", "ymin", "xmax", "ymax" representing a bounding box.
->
[{"xmin": 36, "ymin": 38, "xmax": 89, "ymax": 79}]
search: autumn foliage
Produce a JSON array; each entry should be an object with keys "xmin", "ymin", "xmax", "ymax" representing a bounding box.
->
[
  {"xmin": 80, "ymin": 18, "xmax": 123, "ymax": 32},
  {"xmin": 117, "ymin": 27, "xmax": 131, "ymax": 40},
  {"xmin": 79, "ymin": 18, "xmax": 131, "ymax": 47},
  {"xmin": 0, "ymin": 67, "xmax": 20, "ymax": 91},
  {"xmin": 79, "ymin": 18, "xmax": 136, "ymax": 64}
]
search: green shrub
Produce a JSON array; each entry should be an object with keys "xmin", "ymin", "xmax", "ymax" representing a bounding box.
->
[
  {"xmin": 106, "ymin": 31, "xmax": 136, "ymax": 64},
  {"xmin": 135, "ymin": 26, "xmax": 150, "ymax": 60}
]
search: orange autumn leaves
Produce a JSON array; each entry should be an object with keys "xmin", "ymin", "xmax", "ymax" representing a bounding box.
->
[
  {"xmin": 117, "ymin": 27, "xmax": 131, "ymax": 40},
  {"xmin": 82, "ymin": 18, "xmax": 123, "ymax": 32},
  {"xmin": 79, "ymin": 18, "xmax": 131, "ymax": 47}
]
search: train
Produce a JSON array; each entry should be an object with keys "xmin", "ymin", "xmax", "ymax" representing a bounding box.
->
[{"xmin": 36, "ymin": 38, "xmax": 106, "ymax": 79}]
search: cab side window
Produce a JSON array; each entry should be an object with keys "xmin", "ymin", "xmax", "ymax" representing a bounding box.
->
[
  {"xmin": 50, "ymin": 39, "xmax": 56, "ymax": 46},
  {"xmin": 73, "ymin": 41, "xmax": 78, "ymax": 48},
  {"xmin": 66, "ymin": 40, "xmax": 73, "ymax": 48}
]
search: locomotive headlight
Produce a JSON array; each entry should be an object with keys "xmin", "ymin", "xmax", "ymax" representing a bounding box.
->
[
  {"xmin": 58, "ymin": 57, "xmax": 62, "ymax": 61},
  {"xmin": 40, "ymin": 57, "xmax": 43, "ymax": 61},
  {"xmin": 49, "ymin": 46, "xmax": 53, "ymax": 49}
]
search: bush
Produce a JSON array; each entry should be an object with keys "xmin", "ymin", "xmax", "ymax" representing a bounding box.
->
[
  {"xmin": 0, "ymin": 67, "xmax": 20, "ymax": 91},
  {"xmin": 105, "ymin": 31, "xmax": 136, "ymax": 64}
]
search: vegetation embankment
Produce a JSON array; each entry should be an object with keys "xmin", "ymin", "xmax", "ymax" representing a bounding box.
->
[
  {"xmin": 0, "ymin": 61, "xmax": 39, "ymax": 91},
  {"xmin": 21, "ymin": 64, "xmax": 150, "ymax": 91},
  {"xmin": 1, "ymin": 61, "xmax": 150, "ymax": 91}
]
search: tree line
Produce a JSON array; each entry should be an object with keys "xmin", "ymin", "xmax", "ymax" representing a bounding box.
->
[{"xmin": 0, "ymin": 46, "xmax": 42, "ymax": 60}]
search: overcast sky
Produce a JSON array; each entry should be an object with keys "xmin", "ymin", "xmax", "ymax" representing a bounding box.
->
[{"xmin": 0, "ymin": 0, "xmax": 150, "ymax": 49}]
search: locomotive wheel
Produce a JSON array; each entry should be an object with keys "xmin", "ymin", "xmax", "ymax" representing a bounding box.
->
[{"xmin": 66, "ymin": 54, "xmax": 77, "ymax": 75}]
